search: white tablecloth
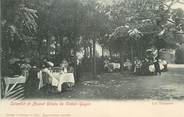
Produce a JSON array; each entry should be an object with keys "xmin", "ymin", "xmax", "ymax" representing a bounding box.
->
[
  {"xmin": 109, "ymin": 62, "xmax": 120, "ymax": 69},
  {"xmin": 52, "ymin": 73, "xmax": 75, "ymax": 92},
  {"xmin": 149, "ymin": 63, "xmax": 164, "ymax": 72},
  {"xmin": 38, "ymin": 71, "xmax": 75, "ymax": 92}
]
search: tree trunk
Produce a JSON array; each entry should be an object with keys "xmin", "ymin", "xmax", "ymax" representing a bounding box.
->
[
  {"xmin": 102, "ymin": 46, "xmax": 105, "ymax": 58},
  {"xmin": 92, "ymin": 37, "xmax": 96, "ymax": 78},
  {"xmin": 120, "ymin": 49, "xmax": 125, "ymax": 73},
  {"xmin": 74, "ymin": 47, "xmax": 77, "ymax": 81},
  {"xmin": 89, "ymin": 44, "xmax": 93, "ymax": 74},
  {"xmin": 37, "ymin": 36, "xmax": 42, "ymax": 65},
  {"xmin": 140, "ymin": 46, "xmax": 143, "ymax": 59},
  {"xmin": 130, "ymin": 46, "xmax": 133, "ymax": 62},
  {"xmin": 84, "ymin": 46, "xmax": 87, "ymax": 58},
  {"xmin": 109, "ymin": 48, "xmax": 112, "ymax": 58},
  {"xmin": 0, "ymin": 0, "xmax": 1, "ymax": 98}
]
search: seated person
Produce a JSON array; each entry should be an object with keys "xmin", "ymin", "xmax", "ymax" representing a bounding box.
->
[
  {"xmin": 123, "ymin": 59, "xmax": 132, "ymax": 70},
  {"xmin": 20, "ymin": 61, "xmax": 31, "ymax": 79},
  {"xmin": 25, "ymin": 65, "xmax": 39, "ymax": 97},
  {"xmin": 104, "ymin": 59, "xmax": 113, "ymax": 72},
  {"xmin": 104, "ymin": 59, "xmax": 109, "ymax": 67},
  {"xmin": 60, "ymin": 58, "xmax": 69, "ymax": 73},
  {"xmin": 40, "ymin": 62, "xmax": 57, "ymax": 85},
  {"xmin": 9, "ymin": 61, "xmax": 22, "ymax": 76},
  {"xmin": 38, "ymin": 63, "xmax": 59, "ymax": 93},
  {"xmin": 133, "ymin": 57, "xmax": 142, "ymax": 73},
  {"xmin": 68, "ymin": 66, "xmax": 74, "ymax": 73}
]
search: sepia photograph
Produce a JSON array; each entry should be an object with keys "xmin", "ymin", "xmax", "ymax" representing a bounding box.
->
[{"xmin": 1, "ymin": 0, "xmax": 184, "ymax": 102}]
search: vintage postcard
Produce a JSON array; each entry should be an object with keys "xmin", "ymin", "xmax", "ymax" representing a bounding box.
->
[{"xmin": 1, "ymin": 0, "xmax": 184, "ymax": 117}]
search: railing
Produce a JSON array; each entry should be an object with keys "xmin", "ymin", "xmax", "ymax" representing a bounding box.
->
[{"xmin": 2, "ymin": 76, "xmax": 26, "ymax": 100}]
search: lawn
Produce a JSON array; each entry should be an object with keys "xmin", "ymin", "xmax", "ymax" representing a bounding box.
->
[{"xmin": 26, "ymin": 64, "xmax": 184, "ymax": 100}]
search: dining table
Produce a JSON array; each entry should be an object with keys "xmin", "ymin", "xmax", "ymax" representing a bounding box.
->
[
  {"xmin": 51, "ymin": 72, "xmax": 75, "ymax": 92},
  {"xmin": 37, "ymin": 69, "xmax": 75, "ymax": 92}
]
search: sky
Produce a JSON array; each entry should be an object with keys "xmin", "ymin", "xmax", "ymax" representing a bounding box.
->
[{"xmin": 171, "ymin": 1, "xmax": 184, "ymax": 10}]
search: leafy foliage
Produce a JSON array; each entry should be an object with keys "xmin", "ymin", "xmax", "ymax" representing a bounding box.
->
[{"xmin": 2, "ymin": 0, "xmax": 184, "ymax": 75}]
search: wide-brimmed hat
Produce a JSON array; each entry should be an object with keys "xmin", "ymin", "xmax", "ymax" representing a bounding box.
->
[
  {"xmin": 146, "ymin": 49, "xmax": 153, "ymax": 52},
  {"xmin": 46, "ymin": 61, "xmax": 54, "ymax": 67}
]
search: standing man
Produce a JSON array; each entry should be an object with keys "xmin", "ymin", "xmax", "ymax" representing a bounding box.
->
[{"xmin": 153, "ymin": 55, "xmax": 161, "ymax": 75}]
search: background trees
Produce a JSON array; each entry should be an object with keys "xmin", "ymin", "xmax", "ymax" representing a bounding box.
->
[
  {"xmin": 1, "ymin": 0, "xmax": 38, "ymax": 75},
  {"xmin": 2, "ymin": 0, "xmax": 184, "ymax": 76}
]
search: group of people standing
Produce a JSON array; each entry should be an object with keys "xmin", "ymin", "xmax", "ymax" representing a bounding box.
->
[{"xmin": 118, "ymin": 48, "xmax": 164, "ymax": 75}]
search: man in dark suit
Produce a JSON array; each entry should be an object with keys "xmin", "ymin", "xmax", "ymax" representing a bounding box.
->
[{"xmin": 153, "ymin": 56, "xmax": 161, "ymax": 75}]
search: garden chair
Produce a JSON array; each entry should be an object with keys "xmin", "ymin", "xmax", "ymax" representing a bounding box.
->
[{"xmin": 2, "ymin": 75, "xmax": 26, "ymax": 100}]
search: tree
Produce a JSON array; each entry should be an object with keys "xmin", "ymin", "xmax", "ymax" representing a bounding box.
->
[
  {"xmin": 1, "ymin": 0, "xmax": 38, "ymax": 76},
  {"xmin": 2, "ymin": 0, "xmax": 38, "ymax": 55},
  {"xmin": 76, "ymin": 0, "xmax": 111, "ymax": 78}
]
